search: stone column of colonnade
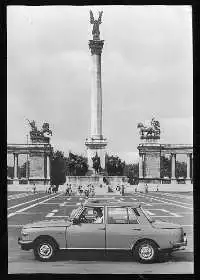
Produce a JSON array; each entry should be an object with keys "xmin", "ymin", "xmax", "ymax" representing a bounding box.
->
[
  {"xmin": 46, "ymin": 155, "xmax": 50, "ymax": 180},
  {"xmin": 171, "ymin": 153, "xmax": 176, "ymax": 183},
  {"xmin": 139, "ymin": 153, "xmax": 144, "ymax": 179},
  {"xmin": 186, "ymin": 153, "xmax": 193, "ymax": 184},
  {"xmin": 13, "ymin": 153, "xmax": 19, "ymax": 181}
]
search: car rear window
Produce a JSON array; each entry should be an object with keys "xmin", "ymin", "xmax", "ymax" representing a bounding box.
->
[{"xmin": 107, "ymin": 207, "xmax": 139, "ymax": 224}]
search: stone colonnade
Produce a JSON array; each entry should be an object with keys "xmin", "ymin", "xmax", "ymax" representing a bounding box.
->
[
  {"xmin": 7, "ymin": 144, "xmax": 52, "ymax": 184},
  {"xmin": 138, "ymin": 144, "xmax": 193, "ymax": 184}
]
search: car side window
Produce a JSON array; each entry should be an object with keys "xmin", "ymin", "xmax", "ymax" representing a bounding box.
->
[
  {"xmin": 79, "ymin": 207, "xmax": 104, "ymax": 224},
  {"xmin": 128, "ymin": 208, "xmax": 139, "ymax": 224},
  {"xmin": 107, "ymin": 207, "xmax": 128, "ymax": 224}
]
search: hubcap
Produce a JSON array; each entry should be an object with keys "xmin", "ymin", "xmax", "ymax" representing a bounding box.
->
[
  {"xmin": 38, "ymin": 244, "xmax": 52, "ymax": 259},
  {"xmin": 139, "ymin": 244, "xmax": 154, "ymax": 260}
]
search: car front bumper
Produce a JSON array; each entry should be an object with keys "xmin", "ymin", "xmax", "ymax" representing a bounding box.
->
[
  {"xmin": 18, "ymin": 237, "xmax": 33, "ymax": 250},
  {"xmin": 170, "ymin": 235, "xmax": 187, "ymax": 251}
]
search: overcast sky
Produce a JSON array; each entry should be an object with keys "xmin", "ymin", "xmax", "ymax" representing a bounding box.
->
[{"xmin": 7, "ymin": 5, "xmax": 193, "ymax": 164}]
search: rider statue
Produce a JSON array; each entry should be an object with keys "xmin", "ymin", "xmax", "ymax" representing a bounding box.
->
[
  {"xmin": 27, "ymin": 119, "xmax": 52, "ymax": 142},
  {"xmin": 137, "ymin": 117, "xmax": 160, "ymax": 138}
]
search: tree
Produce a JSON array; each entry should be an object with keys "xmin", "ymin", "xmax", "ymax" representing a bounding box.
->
[
  {"xmin": 105, "ymin": 155, "xmax": 125, "ymax": 176},
  {"xmin": 7, "ymin": 166, "xmax": 14, "ymax": 178},
  {"xmin": 160, "ymin": 156, "xmax": 171, "ymax": 178},
  {"xmin": 176, "ymin": 161, "xmax": 187, "ymax": 178},
  {"xmin": 50, "ymin": 150, "xmax": 66, "ymax": 187},
  {"xmin": 124, "ymin": 163, "xmax": 139, "ymax": 185},
  {"xmin": 66, "ymin": 152, "xmax": 88, "ymax": 176}
]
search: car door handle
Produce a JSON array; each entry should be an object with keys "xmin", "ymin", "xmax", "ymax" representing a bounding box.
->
[
  {"xmin": 98, "ymin": 227, "xmax": 106, "ymax": 230},
  {"xmin": 132, "ymin": 228, "xmax": 141, "ymax": 231}
]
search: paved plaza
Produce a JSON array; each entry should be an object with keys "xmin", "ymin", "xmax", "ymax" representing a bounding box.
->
[{"xmin": 8, "ymin": 190, "xmax": 193, "ymax": 274}]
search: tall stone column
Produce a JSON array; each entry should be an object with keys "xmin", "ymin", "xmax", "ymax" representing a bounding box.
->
[
  {"xmin": 139, "ymin": 153, "xmax": 144, "ymax": 179},
  {"xmin": 90, "ymin": 42, "xmax": 104, "ymax": 139},
  {"xmin": 85, "ymin": 11, "xmax": 107, "ymax": 172},
  {"xmin": 171, "ymin": 153, "xmax": 176, "ymax": 184}
]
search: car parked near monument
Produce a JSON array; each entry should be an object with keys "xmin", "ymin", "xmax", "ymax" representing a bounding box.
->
[{"xmin": 18, "ymin": 200, "xmax": 187, "ymax": 263}]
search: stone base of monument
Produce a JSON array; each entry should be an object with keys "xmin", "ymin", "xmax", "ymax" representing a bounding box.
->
[
  {"xmin": 29, "ymin": 178, "xmax": 50, "ymax": 185},
  {"xmin": 139, "ymin": 178, "xmax": 161, "ymax": 184},
  {"xmin": 12, "ymin": 179, "xmax": 20, "ymax": 185}
]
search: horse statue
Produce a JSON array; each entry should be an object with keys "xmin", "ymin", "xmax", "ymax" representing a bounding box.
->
[
  {"xmin": 27, "ymin": 119, "xmax": 52, "ymax": 140},
  {"xmin": 41, "ymin": 122, "xmax": 52, "ymax": 136},
  {"xmin": 137, "ymin": 118, "xmax": 160, "ymax": 137}
]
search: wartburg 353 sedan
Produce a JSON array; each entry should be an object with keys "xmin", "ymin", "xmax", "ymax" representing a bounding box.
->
[{"xmin": 18, "ymin": 199, "xmax": 187, "ymax": 263}]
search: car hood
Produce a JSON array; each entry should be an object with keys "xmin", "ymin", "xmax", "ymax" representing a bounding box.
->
[
  {"xmin": 23, "ymin": 219, "xmax": 72, "ymax": 229},
  {"xmin": 152, "ymin": 220, "xmax": 181, "ymax": 229}
]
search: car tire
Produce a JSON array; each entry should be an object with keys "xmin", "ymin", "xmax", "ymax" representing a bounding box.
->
[
  {"xmin": 134, "ymin": 240, "xmax": 158, "ymax": 263},
  {"xmin": 34, "ymin": 238, "xmax": 57, "ymax": 262}
]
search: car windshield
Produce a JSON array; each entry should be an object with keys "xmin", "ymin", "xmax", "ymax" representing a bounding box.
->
[
  {"xmin": 140, "ymin": 207, "xmax": 155, "ymax": 223},
  {"xmin": 69, "ymin": 206, "xmax": 83, "ymax": 220}
]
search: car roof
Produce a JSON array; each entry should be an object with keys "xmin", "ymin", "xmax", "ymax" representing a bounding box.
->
[{"xmin": 84, "ymin": 199, "xmax": 141, "ymax": 208}]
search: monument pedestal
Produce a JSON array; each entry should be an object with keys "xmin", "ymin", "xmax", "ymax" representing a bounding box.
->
[
  {"xmin": 171, "ymin": 178, "xmax": 177, "ymax": 184},
  {"xmin": 85, "ymin": 137, "xmax": 107, "ymax": 172}
]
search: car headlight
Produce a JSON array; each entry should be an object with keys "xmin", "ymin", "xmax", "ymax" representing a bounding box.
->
[
  {"xmin": 183, "ymin": 233, "xmax": 187, "ymax": 243},
  {"xmin": 21, "ymin": 230, "xmax": 30, "ymax": 240}
]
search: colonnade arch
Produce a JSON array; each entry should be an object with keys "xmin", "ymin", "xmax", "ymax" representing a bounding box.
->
[
  {"xmin": 138, "ymin": 144, "xmax": 193, "ymax": 184},
  {"xmin": 7, "ymin": 144, "xmax": 52, "ymax": 185}
]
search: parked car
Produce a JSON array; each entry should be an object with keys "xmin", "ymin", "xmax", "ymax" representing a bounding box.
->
[{"xmin": 18, "ymin": 200, "xmax": 187, "ymax": 263}]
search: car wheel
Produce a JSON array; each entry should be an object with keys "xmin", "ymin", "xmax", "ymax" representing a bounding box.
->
[
  {"xmin": 134, "ymin": 240, "xmax": 158, "ymax": 263},
  {"xmin": 34, "ymin": 238, "xmax": 57, "ymax": 262}
]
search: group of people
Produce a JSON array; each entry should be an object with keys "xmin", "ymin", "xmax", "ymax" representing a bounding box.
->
[
  {"xmin": 115, "ymin": 185, "xmax": 125, "ymax": 196},
  {"xmin": 78, "ymin": 184, "xmax": 95, "ymax": 198},
  {"xmin": 46, "ymin": 185, "xmax": 58, "ymax": 194},
  {"xmin": 65, "ymin": 184, "xmax": 73, "ymax": 196}
]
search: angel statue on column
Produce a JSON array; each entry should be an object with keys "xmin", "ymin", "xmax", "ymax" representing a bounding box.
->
[{"xmin": 89, "ymin": 10, "xmax": 103, "ymax": 40}]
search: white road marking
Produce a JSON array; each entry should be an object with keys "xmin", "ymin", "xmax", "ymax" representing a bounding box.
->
[
  {"xmin": 47, "ymin": 215, "xmax": 69, "ymax": 218},
  {"xmin": 42, "ymin": 202, "xmax": 61, "ymax": 205},
  {"xmin": 46, "ymin": 212, "xmax": 55, "ymax": 217},
  {"xmin": 8, "ymin": 193, "xmax": 35, "ymax": 200},
  {"xmin": 144, "ymin": 193, "xmax": 193, "ymax": 206},
  {"xmin": 12, "ymin": 212, "xmax": 45, "ymax": 215},
  {"xmin": 143, "ymin": 208, "xmax": 182, "ymax": 217},
  {"xmin": 45, "ymin": 209, "xmax": 59, "ymax": 217},
  {"xmin": 52, "ymin": 209, "xmax": 58, "ymax": 213},
  {"xmin": 160, "ymin": 193, "xmax": 192, "ymax": 199},
  {"xmin": 59, "ymin": 202, "xmax": 66, "ymax": 206},
  {"xmin": 8, "ymin": 194, "xmax": 56, "ymax": 210},
  {"xmin": 8, "ymin": 193, "xmax": 62, "ymax": 218},
  {"xmin": 176, "ymin": 212, "xmax": 193, "ymax": 214},
  {"xmin": 143, "ymin": 210, "xmax": 156, "ymax": 216},
  {"xmin": 134, "ymin": 193, "xmax": 193, "ymax": 210},
  {"xmin": 140, "ymin": 202, "xmax": 152, "ymax": 206}
]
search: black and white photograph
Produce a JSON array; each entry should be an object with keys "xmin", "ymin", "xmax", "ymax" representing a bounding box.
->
[{"xmin": 7, "ymin": 5, "xmax": 193, "ymax": 274}]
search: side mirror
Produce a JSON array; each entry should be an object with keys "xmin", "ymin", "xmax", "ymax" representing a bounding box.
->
[{"xmin": 73, "ymin": 218, "xmax": 80, "ymax": 225}]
